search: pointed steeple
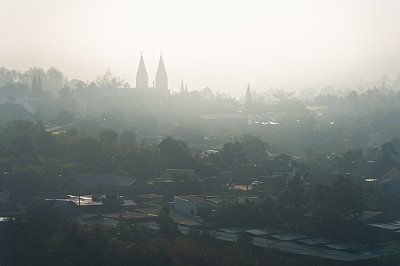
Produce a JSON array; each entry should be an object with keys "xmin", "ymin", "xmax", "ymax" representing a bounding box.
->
[
  {"xmin": 37, "ymin": 75, "xmax": 42, "ymax": 90},
  {"xmin": 156, "ymin": 54, "xmax": 168, "ymax": 90},
  {"xmin": 136, "ymin": 53, "xmax": 148, "ymax": 89},
  {"xmin": 244, "ymin": 83, "xmax": 255, "ymax": 114}
]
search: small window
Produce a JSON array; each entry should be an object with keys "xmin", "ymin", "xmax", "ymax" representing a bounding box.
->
[{"xmin": 190, "ymin": 209, "xmax": 194, "ymax": 215}]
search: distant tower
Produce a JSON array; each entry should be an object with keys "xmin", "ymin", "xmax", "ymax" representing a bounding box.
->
[
  {"xmin": 180, "ymin": 80, "xmax": 184, "ymax": 93},
  {"xmin": 156, "ymin": 54, "xmax": 168, "ymax": 91},
  {"xmin": 244, "ymin": 83, "xmax": 255, "ymax": 114},
  {"xmin": 136, "ymin": 53, "xmax": 148, "ymax": 89},
  {"xmin": 37, "ymin": 75, "xmax": 42, "ymax": 90}
]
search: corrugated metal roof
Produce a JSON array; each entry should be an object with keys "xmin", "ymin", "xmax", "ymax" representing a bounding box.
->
[
  {"xmin": 246, "ymin": 228, "xmax": 283, "ymax": 236},
  {"xmin": 271, "ymin": 233, "xmax": 310, "ymax": 241},
  {"xmin": 297, "ymin": 238, "xmax": 334, "ymax": 245}
]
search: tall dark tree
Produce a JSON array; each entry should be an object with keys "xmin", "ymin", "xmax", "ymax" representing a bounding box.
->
[
  {"xmin": 31, "ymin": 75, "xmax": 37, "ymax": 90},
  {"xmin": 37, "ymin": 75, "xmax": 42, "ymax": 90},
  {"xmin": 12, "ymin": 135, "xmax": 35, "ymax": 165},
  {"xmin": 379, "ymin": 141, "xmax": 399, "ymax": 164},
  {"xmin": 47, "ymin": 67, "xmax": 64, "ymax": 90},
  {"xmin": 157, "ymin": 205, "xmax": 179, "ymax": 237},
  {"xmin": 219, "ymin": 142, "xmax": 246, "ymax": 166},
  {"xmin": 159, "ymin": 136, "xmax": 193, "ymax": 168},
  {"xmin": 119, "ymin": 131, "xmax": 136, "ymax": 149},
  {"xmin": 99, "ymin": 128, "xmax": 118, "ymax": 150},
  {"xmin": 34, "ymin": 131, "xmax": 59, "ymax": 157},
  {"xmin": 240, "ymin": 134, "xmax": 268, "ymax": 164}
]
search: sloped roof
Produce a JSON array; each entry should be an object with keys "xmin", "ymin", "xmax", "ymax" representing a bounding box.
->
[
  {"xmin": 175, "ymin": 195, "xmax": 208, "ymax": 203},
  {"xmin": 137, "ymin": 54, "xmax": 148, "ymax": 77},
  {"xmin": 357, "ymin": 211, "xmax": 384, "ymax": 223},
  {"xmin": 159, "ymin": 169, "xmax": 198, "ymax": 179},
  {"xmin": 49, "ymin": 200, "xmax": 78, "ymax": 208},
  {"xmin": 74, "ymin": 174, "xmax": 136, "ymax": 187},
  {"xmin": 382, "ymin": 167, "xmax": 398, "ymax": 179},
  {"xmin": 156, "ymin": 55, "xmax": 167, "ymax": 79}
]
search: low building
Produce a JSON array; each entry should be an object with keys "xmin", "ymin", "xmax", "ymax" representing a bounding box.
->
[
  {"xmin": 46, "ymin": 195, "xmax": 103, "ymax": 213},
  {"xmin": 47, "ymin": 200, "xmax": 81, "ymax": 218},
  {"xmin": 174, "ymin": 195, "xmax": 220, "ymax": 217}
]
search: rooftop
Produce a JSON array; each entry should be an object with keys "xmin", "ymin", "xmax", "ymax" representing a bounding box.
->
[
  {"xmin": 74, "ymin": 174, "xmax": 136, "ymax": 187},
  {"xmin": 175, "ymin": 195, "xmax": 208, "ymax": 203}
]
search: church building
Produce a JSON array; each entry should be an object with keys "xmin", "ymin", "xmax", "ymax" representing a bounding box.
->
[
  {"xmin": 244, "ymin": 83, "xmax": 255, "ymax": 114},
  {"xmin": 135, "ymin": 53, "xmax": 169, "ymax": 95}
]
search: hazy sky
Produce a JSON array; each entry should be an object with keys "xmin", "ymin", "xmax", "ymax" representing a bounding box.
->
[{"xmin": 1, "ymin": 0, "xmax": 400, "ymax": 96}]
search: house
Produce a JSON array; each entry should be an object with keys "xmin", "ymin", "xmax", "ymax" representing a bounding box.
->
[
  {"xmin": 47, "ymin": 195, "xmax": 103, "ymax": 213},
  {"xmin": 73, "ymin": 174, "xmax": 144, "ymax": 197},
  {"xmin": 47, "ymin": 200, "xmax": 81, "ymax": 218},
  {"xmin": 174, "ymin": 195, "xmax": 220, "ymax": 217},
  {"xmin": 174, "ymin": 194, "xmax": 260, "ymax": 217},
  {"xmin": 155, "ymin": 169, "xmax": 200, "ymax": 193}
]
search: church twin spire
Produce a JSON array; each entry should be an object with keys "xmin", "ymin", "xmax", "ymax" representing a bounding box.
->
[
  {"xmin": 156, "ymin": 55, "xmax": 168, "ymax": 90},
  {"xmin": 136, "ymin": 53, "xmax": 148, "ymax": 89},
  {"xmin": 136, "ymin": 53, "xmax": 168, "ymax": 91}
]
